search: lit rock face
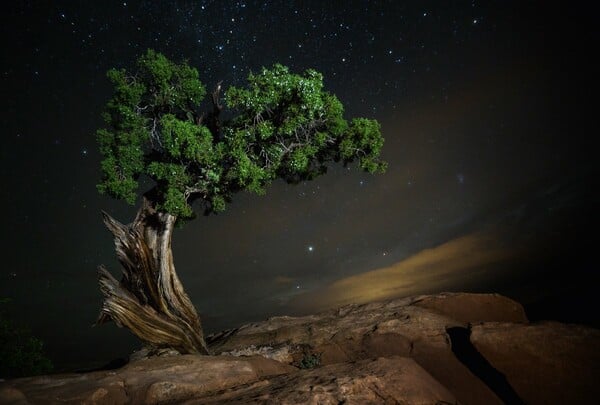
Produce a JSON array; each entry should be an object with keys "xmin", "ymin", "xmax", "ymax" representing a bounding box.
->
[
  {"xmin": 0, "ymin": 355, "xmax": 294, "ymax": 405},
  {"xmin": 194, "ymin": 357, "xmax": 457, "ymax": 404},
  {"xmin": 1, "ymin": 292, "xmax": 598, "ymax": 404},
  {"xmin": 207, "ymin": 292, "xmax": 528, "ymax": 404},
  {"xmin": 470, "ymin": 321, "xmax": 600, "ymax": 405}
]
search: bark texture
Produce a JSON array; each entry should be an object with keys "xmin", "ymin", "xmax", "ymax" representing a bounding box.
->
[{"xmin": 96, "ymin": 197, "xmax": 209, "ymax": 354}]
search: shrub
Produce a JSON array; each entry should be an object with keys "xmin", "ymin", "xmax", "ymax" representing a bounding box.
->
[
  {"xmin": 0, "ymin": 298, "xmax": 53, "ymax": 378},
  {"xmin": 298, "ymin": 351, "xmax": 322, "ymax": 369}
]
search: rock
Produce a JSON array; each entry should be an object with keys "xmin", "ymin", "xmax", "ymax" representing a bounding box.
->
[
  {"xmin": 412, "ymin": 346, "xmax": 503, "ymax": 405},
  {"xmin": 220, "ymin": 344, "xmax": 294, "ymax": 364},
  {"xmin": 0, "ymin": 386, "xmax": 29, "ymax": 405},
  {"xmin": 207, "ymin": 293, "xmax": 528, "ymax": 357},
  {"xmin": 2, "ymin": 293, "xmax": 597, "ymax": 404},
  {"xmin": 471, "ymin": 321, "xmax": 600, "ymax": 404},
  {"xmin": 123, "ymin": 355, "xmax": 295, "ymax": 404},
  {"xmin": 207, "ymin": 292, "xmax": 520, "ymax": 404},
  {"xmin": 208, "ymin": 295, "xmax": 454, "ymax": 356},
  {"xmin": 412, "ymin": 292, "xmax": 529, "ymax": 323},
  {"xmin": 128, "ymin": 346, "xmax": 181, "ymax": 363},
  {"xmin": 0, "ymin": 373, "xmax": 127, "ymax": 405},
  {"xmin": 191, "ymin": 357, "xmax": 458, "ymax": 404},
  {"xmin": 83, "ymin": 382, "xmax": 128, "ymax": 405},
  {"xmin": 0, "ymin": 355, "xmax": 294, "ymax": 405}
]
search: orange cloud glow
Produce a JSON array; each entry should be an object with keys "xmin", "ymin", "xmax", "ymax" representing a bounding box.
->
[{"xmin": 292, "ymin": 230, "xmax": 519, "ymax": 312}]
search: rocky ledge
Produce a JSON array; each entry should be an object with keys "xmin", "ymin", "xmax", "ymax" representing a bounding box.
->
[{"xmin": 1, "ymin": 292, "xmax": 598, "ymax": 404}]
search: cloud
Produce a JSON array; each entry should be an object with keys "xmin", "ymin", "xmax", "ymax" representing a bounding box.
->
[
  {"xmin": 273, "ymin": 276, "xmax": 296, "ymax": 285},
  {"xmin": 290, "ymin": 229, "xmax": 518, "ymax": 312}
]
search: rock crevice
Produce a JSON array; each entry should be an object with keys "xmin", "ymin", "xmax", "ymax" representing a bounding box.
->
[{"xmin": 446, "ymin": 326, "xmax": 524, "ymax": 404}]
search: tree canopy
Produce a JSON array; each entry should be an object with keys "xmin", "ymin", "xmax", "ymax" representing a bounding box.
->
[{"xmin": 97, "ymin": 49, "xmax": 386, "ymax": 221}]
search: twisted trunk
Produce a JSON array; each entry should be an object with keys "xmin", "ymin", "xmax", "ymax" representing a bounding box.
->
[{"xmin": 96, "ymin": 197, "xmax": 209, "ymax": 354}]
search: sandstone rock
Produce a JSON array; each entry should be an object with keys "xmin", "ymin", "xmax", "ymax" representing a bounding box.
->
[
  {"xmin": 2, "ymin": 293, "xmax": 596, "ymax": 404},
  {"xmin": 220, "ymin": 344, "xmax": 294, "ymax": 364},
  {"xmin": 207, "ymin": 295, "xmax": 458, "ymax": 356},
  {"xmin": 0, "ymin": 386, "xmax": 29, "ymax": 405},
  {"xmin": 412, "ymin": 292, "xmax": 529, "ymax": 323},
  {"xmin": 0, "ymin": 355, "xmax": 294, "ymax": 405},
  {"xmin": 0, "ymin": 373, "xmax": 126, "ymax": 405},
  {"xmin": 128, "ymin": 346, "xmax": 181, "ymax": 363},
  {"xmin": 412, "ymin": 347, "xmax": 503, "ymax": 405},
  {"xmin": 207, "ymin": 292, "xmax": 516, "ymax": 404},
  {"xmin": 126, "ymin": 355, "xmax": 296, "ymax": 404},
  {"xmin": 207, "ymin": 293, "xmax": 527, "ymax": 357},
  {"xmin": 471, "ymin": 321, "xmax": 600, "ymax": 404},
  {"xmin": 191, "ymin": 356, "xmax": 458, "ymax": 404}
]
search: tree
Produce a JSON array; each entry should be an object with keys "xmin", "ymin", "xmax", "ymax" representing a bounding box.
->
[{"xmin": 95, "ymin": 49, "xmax": 386, "ymax": 354}]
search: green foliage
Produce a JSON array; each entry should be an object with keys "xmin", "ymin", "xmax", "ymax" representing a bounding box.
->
[
  {"xmin": 0, "ymin": 299, "xmax": 53, "ymax": 378},
  {"xmin": 97, "ymin": 50, "xmax": 386, "ymax": 223},
  {"xmin": 298, "ymin": 351, "xmax": 322, "ymax": 369}
]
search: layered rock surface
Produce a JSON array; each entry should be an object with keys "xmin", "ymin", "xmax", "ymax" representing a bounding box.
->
[
  {"xmin": 0, "ymin": 355, "xmax": 294, "ymax": 405},
  {"xmin": 1, "ymin": 292, "xmax": 597, "ymax": 404}
]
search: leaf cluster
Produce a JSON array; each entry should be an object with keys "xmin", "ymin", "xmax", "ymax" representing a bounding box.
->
[
  {"xmin": 297, "ymin": 351, "xmax": 322, "ymax": 369},
  {"xmin": 97, "ymin": 50, "xmax": 386, "ymax": 223}
]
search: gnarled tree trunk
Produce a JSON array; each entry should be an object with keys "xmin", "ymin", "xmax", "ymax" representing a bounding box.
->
[{"xmin": 96, "ymin": 197, "xmax": 209, "ymax": 354}]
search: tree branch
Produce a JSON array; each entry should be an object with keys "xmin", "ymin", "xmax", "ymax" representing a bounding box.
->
[
  {"xmin": 184, "ymin": 186, "xmax": 207, "ymax": 201},
  {"xmin": 212, "ymin": 80, "xmax": 223, "ymax": 111},
  {"xmin": 206, "ymin": 81, "xmax": 224, "ymax": 139}
]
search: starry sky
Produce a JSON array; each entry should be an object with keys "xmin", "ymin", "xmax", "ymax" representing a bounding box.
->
[{"xmin": 0, "ymin": 1, "xmax": 596, "ymax": 371}]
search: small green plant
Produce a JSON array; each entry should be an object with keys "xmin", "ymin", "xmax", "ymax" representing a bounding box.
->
[
  {"xmin": 0, "ymin": 298, "xmax": 53, "ymax": 378},
  {"xmin": 298, "ymin": 351, "xmax": 322, "ymax": 369}
]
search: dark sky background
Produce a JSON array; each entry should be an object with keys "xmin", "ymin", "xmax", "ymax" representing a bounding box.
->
[{"xmin": 0, "ymin": 1, "xmax": 596, "ymax": 372}]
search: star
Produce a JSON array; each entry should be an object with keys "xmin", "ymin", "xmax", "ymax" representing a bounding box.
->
[{"xmin": 307, "ymin": 246, "xmax": 314, "ymax": 252}]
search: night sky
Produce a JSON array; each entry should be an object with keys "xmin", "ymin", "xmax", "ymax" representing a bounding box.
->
[{"xmin": 1, "ymin": 1, "xmax": 596, "ymax": 372}]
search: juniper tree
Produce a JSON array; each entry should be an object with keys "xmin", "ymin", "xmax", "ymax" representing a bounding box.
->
[{"xmin": 96, "ymin": 49, "xmax": 386, "ymax": 354}]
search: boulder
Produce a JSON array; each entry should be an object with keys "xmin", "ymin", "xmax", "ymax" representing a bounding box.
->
[
  {"xmin": 471, "ymin": 321, "xmax": 600, "ymax": 404},
  {"xmin": 0, "ymin": 386, "xmax": 29, "ymax": 405},
  {"xmin": 412, "ymin": 292, "xmax": 528, "ymax": 323},
  {"xmin": 208, "ymin": 293, "xmax": 528, "ymax": 356}
]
